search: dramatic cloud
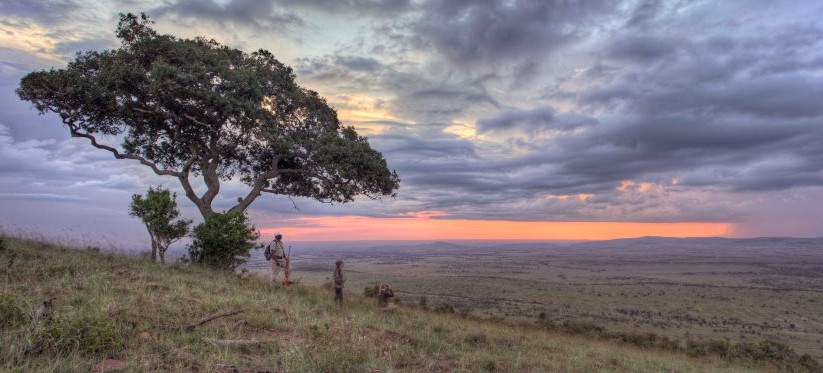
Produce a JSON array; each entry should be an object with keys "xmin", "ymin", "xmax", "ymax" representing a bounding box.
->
[
  {"xmin": 408, "ymin": 0, "xmax": 616, "ymax": 67},
  {"xmin": 276, "ymin": 0, "xmax": 411, "ymax": 15},
  {"xmin": 476, "ymin": 107, "xmax": 594, "ymax": 134},
  {"xmin": 2, "ymin": 0, "xmax": 823, "ymax": 240},
  {"xmin": 153, "ymin": 0, "xmax": 305, "ymax": 31},
  {"xmin": 0, "ymin": 0, "xmax": 82, "ymax": 25}
]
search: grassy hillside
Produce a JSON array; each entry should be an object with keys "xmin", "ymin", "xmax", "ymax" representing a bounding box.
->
[{"xmin": 0, "ymin": 236, "xmax": 816, "ymax": 372}]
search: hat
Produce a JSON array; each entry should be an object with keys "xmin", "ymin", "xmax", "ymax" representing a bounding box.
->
[{"xmin": 274, "ymin": 232, "xmax": 282, "ymax": 237}]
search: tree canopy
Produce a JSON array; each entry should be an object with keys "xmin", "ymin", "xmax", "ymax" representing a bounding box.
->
[{"xmin": 18, "ymin": 13, "xmax": 399, "ymax": 218}]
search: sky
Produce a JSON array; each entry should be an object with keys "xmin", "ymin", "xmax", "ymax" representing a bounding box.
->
[{"xmin": 1, "ymin": 0, "xmax": 822, "ymax": 246}]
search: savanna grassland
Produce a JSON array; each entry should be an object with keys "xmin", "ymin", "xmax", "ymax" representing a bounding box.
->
[
  {"xmin": 2, "ymin": 235, "xmax": 817, "ymax": 372},
  {"xmin": 282, "ymin": 237, "xmax": 823, "ymax": 363}
]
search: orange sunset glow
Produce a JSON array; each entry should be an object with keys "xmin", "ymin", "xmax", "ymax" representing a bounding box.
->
[{"xmin": 261, "ymin": 216, "xmax": 731, "ymax": 241}]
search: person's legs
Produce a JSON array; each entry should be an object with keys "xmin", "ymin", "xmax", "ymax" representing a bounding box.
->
[
  {"xmin": 334, "ymin": 288, "xmax": 343, "ymax": 306},
  {"xmin": 271, "ymin": 262, "xmax": 281, "ymax": 285}
]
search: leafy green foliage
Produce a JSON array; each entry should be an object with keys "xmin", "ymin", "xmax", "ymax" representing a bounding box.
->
[
  {"xmin": 129, "ymin": 186, "xmax": 191, "ymax": 262},
  {"xmin": 17, "ymin": 13, "xmax": 399, "ymax": 220},
  {"xmin": 186, "ymin": 212, "xmax": 260, "ymax": 270}
]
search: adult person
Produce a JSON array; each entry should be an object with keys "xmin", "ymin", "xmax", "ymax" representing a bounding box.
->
[
  {"xmin": 333, "ymin": 260, "xmax": 345, "ymax": 306},
  {"xmin": 268, "ymin": 232, "xmax": 286, "ymax": 286}
]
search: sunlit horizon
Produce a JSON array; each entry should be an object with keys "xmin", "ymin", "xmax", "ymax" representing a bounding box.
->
[{"xmin": 260, "ymin": 215, "xmax": 732, "ymax": 241}]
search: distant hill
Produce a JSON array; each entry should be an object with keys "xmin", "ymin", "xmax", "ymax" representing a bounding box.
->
[{"xmin": 567, "ymin": 236, "xmax": 823, "ymax": 250}]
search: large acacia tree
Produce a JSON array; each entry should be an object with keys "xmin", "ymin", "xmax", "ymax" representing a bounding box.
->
[{"xmin": 18, "ymin": 14, "xmax": 399, "ymax": 219}]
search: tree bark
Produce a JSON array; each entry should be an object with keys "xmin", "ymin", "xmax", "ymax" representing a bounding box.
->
[
  {"xmin": 158, "ymin": 241, "xmax": 167, "ymax": 264},
  {"xmin": 146, "ymin": 224, "xmax": 157, "ymax": 262}
]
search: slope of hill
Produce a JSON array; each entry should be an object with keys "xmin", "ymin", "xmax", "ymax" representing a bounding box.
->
[{"xmin": 0, "ymin": 236, "xmax": 816, "ymax": 372}]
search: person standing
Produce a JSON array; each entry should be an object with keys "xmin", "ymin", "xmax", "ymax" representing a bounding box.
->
[
  {"xmin": 333, "ymin": 260, "xmax": 345, "ymax": 306},
  {"xmin": 268, "ymin": 232, "xmax": 286, "ymax": 286}
]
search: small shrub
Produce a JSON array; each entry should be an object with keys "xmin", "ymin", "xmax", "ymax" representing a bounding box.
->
[
  {"xmin": 364, "ymin": 284, "xmax": 379, "ymax": 297},
  {"xmin": 434, "ymin": 303, "xmax": 455, "ymax": 313},
  {"xmin": 186, "ymin": 211, "xmax": 260, "ymax": 270},
  {"xmin": 482, "ymin": 359, "xmax": 498, "ymax": 371},
  {"xmin": 799, "ymin": 354, "xmax": 821, "ymax": 372},
  {"xmin": 0, "ymin": 294, "xmax": 26, "ymax": 327},
  {"xmin": 732, "ymin": 339, "xmax": 796, "ymax": 362},
  {"xmin": 685, "ymin": 339, "xmax": 707, "ymax": 357},
  {"xmin": 706, "ymin": 338, "xmax": 732, "ymax": 358},
  {"xmin": 418, "ymin": 296, "xmax": 428, "ymax": 309},
  {"xmin": 611, "ymin": 331, "xmax": 668, "ymax": 349},
  {"xmin": 560, "ymin": 320, "xmax": 605, "ymax": 337},
  {"xmin": 0, "ymin": 235, "xmax": 6, "ymax": 251},
  {"xmin": 537, "ymin": 317, "xmax": 557, "ymax": 331},
  {"xmin": 45, "ymin": 311, "xmax": 124, "ymax": 355},
  {"xmin": 465, "ymin": 332, "xmax": 488, "ymax": 345}
]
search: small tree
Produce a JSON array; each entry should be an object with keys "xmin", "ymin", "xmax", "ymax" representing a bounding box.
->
[
  {"xmin": 186, "ymin": 211, "xmax": 259, "ymax": 270},
  {"xmin": 129, "ymin": 186, "xmax": 191, "ymax": 263}
]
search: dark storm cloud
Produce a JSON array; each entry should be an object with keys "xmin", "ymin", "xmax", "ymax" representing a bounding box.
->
[
  {"xmin": 357, "ymin": 0, "xmax": 823, "ymax": 222},
  {"xmin": 0, "ymin": 0, "xmax": 81, "ymax": 25},
  {"xmin": 409, "ymin": 0, "xmax": 616, "ymax": 66},
  {"xmin": 297, "ymin": 54, "xmax": 501, "ymax": 123},
  {"xmin": 373, "ymin": 132, "xmax": 477, "ymax": 158},
  {"xmin": 625, "ymin": 0, "xmax": 662, "ymax": 28},
  {"xmin": 476, "ymin": 107, "xmax": 594, "ymax": 134},
  {"xmin": 606, "ymin": 34, "xmax": 683, "ymax": 62},
  {"xmin": 276, "ymin": 0, "xmax": 411, "ymax": 15},
  {"xmin": 153, "ymin": 0, "xmax": 305, "ymax": 31}
]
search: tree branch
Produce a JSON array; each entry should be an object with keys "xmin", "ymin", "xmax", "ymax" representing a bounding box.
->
[
  {"xmin": 67, "ymin": 124, "xmax": 184, "ymax": 177},
  {"xmin": 185, "ymin": 309, "xmax": 244, "ymax": 331},
  {"xmin": 226, "ymin": 157, "xmax": 282, "ymax": 215}
]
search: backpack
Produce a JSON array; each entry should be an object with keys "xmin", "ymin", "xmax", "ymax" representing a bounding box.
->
[{"xmin": 264, "ymin": 244, "xmax": 272, "ymax": 261}]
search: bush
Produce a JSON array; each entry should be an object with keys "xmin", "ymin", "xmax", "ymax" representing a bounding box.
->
[
  {"xmin": 706, "ymin": 338, "xmax": 731, "ymax": 358},
  {"xmin": 45, "ymin": 311, "xmax": 124, "ymax": 355},
  {"xmin": 434, "ymin": 303, "xmax": 455, "ymax": 313},
  {"xmin": 799, "ymin": 354, "xmax": 821, "ymax": 372},
  {"xmin": 537, "ymin": 317, "xmax": 557, "ymax": 331},
  {"xmin": 186, "ymin": 212, "xmax": 260, "ymax": 270},
  {"xmin": 0, "ymin": 235, "xmax": 6, "ymax": 251},
  {"xmin": 611, "ymin": 331, "xmax": 674, "ymax": 349},
  {"xmin": 560, "ymin": 320, "xmax": 605, "ymax": 337},
  {"xmin": 418, "ymin": 296, "xmax": 428, "ymax": 309},
  {"xmin": 733, "ymin": 339, "xmax": 796, "ymax": 363},
  {"xmin": 364, "ymin": 284, "xmax": 379, "ymax": 297},
  {"xmin": 0, "ymin": 294, "xmax": 26, "ymax": 327}
]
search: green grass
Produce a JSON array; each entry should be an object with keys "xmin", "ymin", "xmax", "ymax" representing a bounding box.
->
[{"xmin": 0, "ymin": 236, "xmax": 816, "ymax": 372}]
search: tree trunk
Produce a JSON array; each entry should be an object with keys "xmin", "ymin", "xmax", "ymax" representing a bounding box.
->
[
  {"xmin": 158, "ymin": 242, "xmax": 166, "ymax": 264},
  {"xmin": 146, "ymin": 225, "xmax": 157, "ymax": 262}
]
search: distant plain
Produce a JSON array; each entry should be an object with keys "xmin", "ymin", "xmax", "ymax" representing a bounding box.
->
[{"xmin": 251, "ymin": 237, "xmax": 823, "ymax": 360}]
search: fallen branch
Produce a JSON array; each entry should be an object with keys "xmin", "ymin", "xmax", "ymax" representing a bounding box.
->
[
  {"xmin": 185, "ymin": 310, "xmax": 243, "ymax": 331},
  {"xmin": 205, "ymin": 338, "xmax": 266, "ymax": 346}
]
